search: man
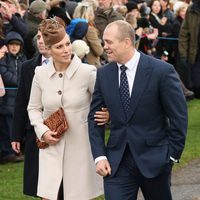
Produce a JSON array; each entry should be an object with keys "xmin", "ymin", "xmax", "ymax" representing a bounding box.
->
[
  {"xmin": 11, "ymin": 29, "xmax": 51, "ymax": 197},
  {"xmin": 24, "ymin": 0, "xmax": 47, "ymax": 58},
  {"xmin": 95, "ymin": 0, "xmax": 123, "ymax": 39},
  {"xmin": 88, "ymin": 20, "xmax": 188, "ymax": 200},
  {"xmin": 179, "ymin": 0, "xmax": 200, "ymax": 98}
]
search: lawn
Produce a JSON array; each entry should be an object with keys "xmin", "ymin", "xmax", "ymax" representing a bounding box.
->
[{"xmin": 0, "ymin": 99, "xmax": 200, "ymax": 200}]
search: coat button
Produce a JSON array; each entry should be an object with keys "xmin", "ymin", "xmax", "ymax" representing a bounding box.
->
[
  {"xmin": 59, "ymin": 73, "xmax": 63, "ymax": 78},
  {"xmin": 58, "ymin": 90, "xmax": 62, "ymax": 95}
]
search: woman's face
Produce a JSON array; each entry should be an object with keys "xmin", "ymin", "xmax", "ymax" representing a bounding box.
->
[
  {"xmin": 179, "ymin": 7, "xmax": 187, "ymax": 19},
  {"xmin": 50, "ymin": 35, "xmax": 72, "ymax": 66},
  {"xmin": 151, "ymin": 0, "xmax": 161, "ymax": 14}
]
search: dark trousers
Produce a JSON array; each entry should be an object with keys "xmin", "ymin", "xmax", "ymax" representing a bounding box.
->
[
  {"xmin": 0, "ymin": 114, "xmax": 14, "ymax": 157},
  {"xmin": 104, "ymin": 146, "xmax": 172, "ymax": 200}
]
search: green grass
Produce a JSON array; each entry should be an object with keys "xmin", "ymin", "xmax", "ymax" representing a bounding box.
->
[{"xmin": 0, "ymin": 99, "xmax": 200, "ymax": 199}]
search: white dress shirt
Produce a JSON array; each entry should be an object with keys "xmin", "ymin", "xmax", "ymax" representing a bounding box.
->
[{"xmin": 95, "ymin": 50, "xmax": 141, "ymax": 164}]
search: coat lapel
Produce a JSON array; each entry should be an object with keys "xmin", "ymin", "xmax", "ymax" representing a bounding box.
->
[{"xmin": 127, "ymin": 53, "xmax": 153, "ymax": 121}]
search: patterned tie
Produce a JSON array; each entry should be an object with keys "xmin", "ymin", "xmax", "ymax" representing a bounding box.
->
[
  {"xmin": 43, "ymin": 58, "xmax": 49, "ymax": 65},
  {"xmin": 119, "ymin": 65, "xmax": 130, "ymax": 116}
]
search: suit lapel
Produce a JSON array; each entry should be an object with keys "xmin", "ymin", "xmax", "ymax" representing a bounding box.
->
[
  {"xmin": 127, "ymin": 53, "xmax": 153, "ymax": 120},
  {"xmin": 108, "ymin": 63, "xmax": 127, "ymax": 120}
]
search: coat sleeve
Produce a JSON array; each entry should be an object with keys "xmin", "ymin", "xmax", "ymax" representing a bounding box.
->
[
  {"xmin": 88, "ymin": 68, "xmax": 106, "ymax": 160},
  {"xmin": 27, "ymin": 68, "xmax": 49, "ymax": 140},
  {"xmin": 178, "ymin": 10, "xmax": 189, "ymax": 59},
  {"xmin": 160, "ymin": 64, "xmax": 188, "ymax": 160},
  {"xmin": 86, "ymin": 26, "xmax": 103, "ymax": 57}
]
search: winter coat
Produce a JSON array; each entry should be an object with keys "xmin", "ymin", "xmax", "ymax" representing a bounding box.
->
[
  {"xmin": 95, "ymin": 7, "xmax": 123, "ymax": 39},
  {"xmin": 179, "ymin": 3, "xmax": 200, "ymax": 64},
  {"xmin": 0, "ymin": 52, "xmax": 26, "ymax": 115}
]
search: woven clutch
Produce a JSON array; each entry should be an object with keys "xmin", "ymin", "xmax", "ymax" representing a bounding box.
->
[{"xmin": 36, "ymin": 107, "xmax": 68, "ymax": 149}]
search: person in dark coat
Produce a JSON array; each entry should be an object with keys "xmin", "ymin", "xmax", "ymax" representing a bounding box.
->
[
  {"xmin": 179, "ymin": 0, "xmax": 200, "ymax": 98},
  {"xmin": 11, "ymin": 29, "xmax": 51, "ymax": 197},
  {"xmin": 0, "ymin": 31, "xmax": 26, "ymax": 163},
  {"xmin": 0, "ymin": 0, "xmax": 28, "ymax": 39},
  {"xmin": 23, "ymin": 0, "xmax": 47, "ymax": 59}
]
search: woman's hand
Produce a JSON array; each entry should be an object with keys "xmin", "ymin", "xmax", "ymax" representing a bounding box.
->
[
  {"xmin": 94, "ymin": 107, "xmax": 110, "ymax": 126},
  {"xmin": 42, "ymin": 130, "xmax": 60, "ymax": 145}
]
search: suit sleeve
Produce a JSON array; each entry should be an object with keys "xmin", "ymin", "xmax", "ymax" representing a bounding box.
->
[
  {"xmin": 11, "ymin": 63, "xmax": 29, "ymax": 141},
  {"xmin": 160, "ymin": 65, "xmax": 188, "ymax": 160},
  {"xmin": 88, "ymin": 69, "xmax": 107, "ymax": 160},
  {"xmin": 27, "ymin": 68, "xmax": 49, "ymax": 140}
]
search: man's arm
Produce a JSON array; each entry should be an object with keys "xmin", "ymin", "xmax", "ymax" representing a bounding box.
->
[{"xmin": 160, "ymin": 64, "xmax": 188, "ymax": 161}]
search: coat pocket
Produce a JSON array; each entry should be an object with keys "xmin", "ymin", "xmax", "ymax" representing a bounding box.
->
[{"xmin": 146, "ymin": 136, "xmax": 169, "ymax": 146}]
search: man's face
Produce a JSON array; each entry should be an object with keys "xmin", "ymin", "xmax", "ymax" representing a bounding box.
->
[
  {"xmin": 7, "ymin": 43, "xmax": 20, "ymax": 55},
  {"xmin": 98, "ymin": 0, "xmax": 111, "ymax": 9},
  {"xmin": 50, "ymin": 34, "xmax": 72, "ymax": 66},
  {"xmin": 103, "ymin": 25, "xmax": 126, "ymax": 63},
  {"xmin": 37, "ymin": 31, "xmax": 46, "ymax": 54}
]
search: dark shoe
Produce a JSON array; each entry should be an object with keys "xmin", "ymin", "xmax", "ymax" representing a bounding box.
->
[{"xmin": 2, "ymin": 153, "xmax": 24, "ymax": 163}]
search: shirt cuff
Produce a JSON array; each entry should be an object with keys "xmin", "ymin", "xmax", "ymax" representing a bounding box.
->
[
  {"xmin": 95, "ymin": 156, "xmax": 107, "ymax": 164},
  {"xmin": 170, "ymin": 156, "xmax": 179, "ymax": 163}
]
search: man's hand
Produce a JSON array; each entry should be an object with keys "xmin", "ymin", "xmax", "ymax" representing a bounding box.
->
[
  {"xmin": 42, "ymin": 130, "xmax": 60, "ymax": 145},
  {"xmin": 11, "ymin": 141, "xmax": 20, "ymax": 153},
  {"xmin": 96, "ymin": 159, "xmax": 111, "ymax": 177},
  {"xmin": 94, "ymin": 107, "xmax": 110, "ymax": 125}
]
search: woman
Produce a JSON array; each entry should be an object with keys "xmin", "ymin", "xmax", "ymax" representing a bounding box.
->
[
  {"xmin": 73, "ymin": 2, "xmax": 104, "ymax": 67},
  {"xmin": 27, "ymin": 18, "xmax": 104, "ymax": 200},
  {"xmin": 149, "ymin": 0, "xmax": 173, "ymax": 57}
]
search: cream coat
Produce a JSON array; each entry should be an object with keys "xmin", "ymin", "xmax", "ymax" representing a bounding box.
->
[{"xmin": 28, "ymin": 55, "xmax": 103, "ymax": 200}]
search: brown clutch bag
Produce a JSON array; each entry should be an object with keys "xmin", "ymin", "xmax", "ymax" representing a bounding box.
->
[{"xmin": 36, "ymin": 107, "xmax": 68, "ymax": 149}]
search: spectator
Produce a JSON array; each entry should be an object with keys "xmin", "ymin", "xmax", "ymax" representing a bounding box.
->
[
  {"xmin": 73, "ymin": 2, "xmax": 104, "ymax": 67},
  {"xmin": 0, "ymin": 31, "xmax": 26, "ymax": 163},
  {"xmin": 23, "ymin": 0, "xmax": 47, "ymax": 58},
  {"xmin": 179, "ymin": 0, "xmax": 200, "ymax": 98},
  {"xmin": 95, "ymin": 0, "xmax": 123, "ymax": 39},
  {"xmin": 0, "ymin": 0, "xmax": 28, "ymax": 39}
]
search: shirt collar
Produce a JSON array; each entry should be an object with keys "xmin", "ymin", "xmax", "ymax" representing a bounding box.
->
[{"xmin": 117, "ymin": 50, "xmax": 140, "ymax": 70}]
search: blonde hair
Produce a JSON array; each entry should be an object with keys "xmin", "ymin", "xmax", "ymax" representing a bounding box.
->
[
  {"xmin": 73, "ymin": 2, "xmax": 95, "ymax": 23},
  {"xmin": 174, "ymin": 2, "xmax": 188, "ymax": 16},
  {"xmin": 125, "ymin": 13, "xmax": 137, "ymax": 29},
  {"xmin": 82, "ymin": 0, "xmax": 99, "ymax": 11}
]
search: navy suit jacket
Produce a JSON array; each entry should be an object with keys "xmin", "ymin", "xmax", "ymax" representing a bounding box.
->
[{"xmin": 88, "ymin": 52, "xmax": 188, "ymax": 178}]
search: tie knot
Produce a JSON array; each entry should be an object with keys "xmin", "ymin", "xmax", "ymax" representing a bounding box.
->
[
  {"xmin": 120, "ymin": 65, "xmax": 127, "ymax": 71},
  {"xmin": 43, "ymin": 59, "xmax": 49, "ymax": 65}
]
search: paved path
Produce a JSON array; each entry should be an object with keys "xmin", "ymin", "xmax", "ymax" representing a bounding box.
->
[{"xmin": 137, "ymin": 159, "xmax": 200, "ymax": 200}]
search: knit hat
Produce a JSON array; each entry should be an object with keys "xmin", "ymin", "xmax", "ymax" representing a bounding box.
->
[
  {"xmin": 39, "ymin": 18, "xmax": 67, "ymax": 46},
  {"xmin": 29, "ymin": 0, "xmax": 46, "ymax": 15},
  {"xmin": 72, "ymin": 40, "xmax": 89, "ymax": 59}
]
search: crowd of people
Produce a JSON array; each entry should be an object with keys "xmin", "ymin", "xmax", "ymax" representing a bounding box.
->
[{"xmin": 0, "ymin": 0, "xmax": 199, "ymax": 199}]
